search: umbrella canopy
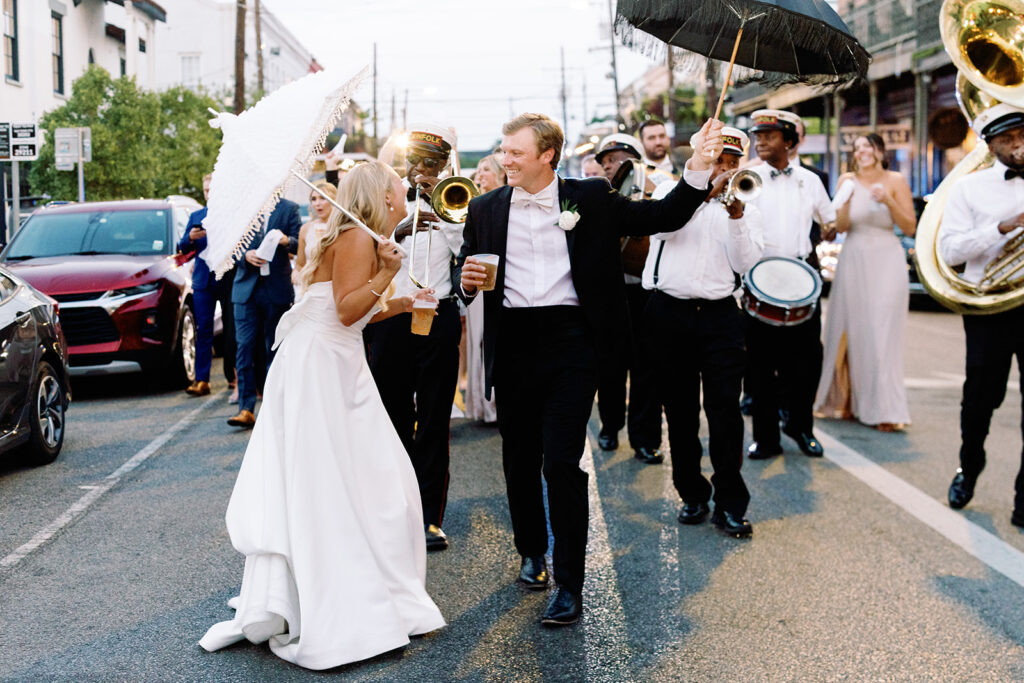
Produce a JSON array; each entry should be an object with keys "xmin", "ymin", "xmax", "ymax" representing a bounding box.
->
[
  {"xmin": 615, "ymin": 0, "xmax": 870, "ymax": 88},
  {"xmin": 201, "ymin": 66, "xmax": 370, "ymax": 278}
]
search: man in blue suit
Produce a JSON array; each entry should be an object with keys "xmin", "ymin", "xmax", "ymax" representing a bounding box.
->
[
  {"xmin": 178, "ymin": 174, "xmax": 237, "ymax": 397},
  {"xmin": 227, "ymin": 198, "xmax": 301, "ymax": 428}
]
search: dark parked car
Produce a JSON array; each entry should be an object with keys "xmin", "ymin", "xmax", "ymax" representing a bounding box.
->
[
  {"xmin": 0, "ymin": 265, "xmax": 70, "ymax": 464},
  {"xmin": 0, "ymin": 198, "xmax": 218, "ymax": 383}
]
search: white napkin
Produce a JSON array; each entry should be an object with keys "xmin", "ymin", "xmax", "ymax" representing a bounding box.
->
[{"xmin": 254, "ymin": 229, "xmax": 284, "ymax": 275}]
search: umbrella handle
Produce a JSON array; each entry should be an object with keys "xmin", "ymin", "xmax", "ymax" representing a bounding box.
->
[
  {"xmin": 707, "ymin": 26, "xmax": 745, "ymax": 156},
  {"xmin": 290, "ymin": 171, "xmax": 407, "ymax": 257}
]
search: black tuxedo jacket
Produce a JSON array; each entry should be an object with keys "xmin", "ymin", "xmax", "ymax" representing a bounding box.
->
[{"xmin": 453, "ymin": 175, "xmax": 708, "ymax": 396}]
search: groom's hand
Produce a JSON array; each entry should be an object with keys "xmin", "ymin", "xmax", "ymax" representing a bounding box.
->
[{"xmin": 461, "ymin": 256, "xmax": 487, "ymax": 295}]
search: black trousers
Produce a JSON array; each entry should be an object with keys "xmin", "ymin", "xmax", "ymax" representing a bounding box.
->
[
  {"xmin": 596, "ymin": 284, "xmax": 662, "ymax": 449},
  {"xmin": 494, "ymin": 306, "xmax": 597, "ymax": 596},
  {"xmin": 745, "ymin": 304, "xmax": 823, "ymax": 445},
  {"xmin": 644, "ymin": 291, "xmax": 750, "ymax": 516},
  {"xmin": 215, "ymin": 270, "xmax": 236, "ymax": 383},
  {"xmin": 960, "ymin": 307, "xmax": 1024, "ymax": 510},
  {"xmin": 367, "ymin": 298, "xmax": 461, "ymax": 526}
]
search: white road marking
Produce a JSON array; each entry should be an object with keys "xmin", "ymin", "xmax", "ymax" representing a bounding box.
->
[
  {"xmin": 1, "ymin": 391, "xmax": 225, "ymax": 570},
  {"xmin": 816, "ymin": 429, "xmax": 1024, "ymax": 589}
]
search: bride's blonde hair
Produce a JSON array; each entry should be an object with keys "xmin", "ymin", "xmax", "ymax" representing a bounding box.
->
[{"xmin": 300, "ymin": 161, "xmax": 397, "ymax": 300}]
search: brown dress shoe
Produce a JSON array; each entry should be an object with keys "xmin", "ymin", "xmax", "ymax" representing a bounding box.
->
[
  {"xmin": 186, "ymin": 381, "xmax": 211, "ymax": 396},
  {"xmin": 227, "ymin": 409, "xmax": 256, "ymax": 428}
]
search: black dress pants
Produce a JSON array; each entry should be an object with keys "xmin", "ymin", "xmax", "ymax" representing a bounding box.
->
[
  {"xmin": 644, "ymin": 291, "xmax": 750, "ymax": 516},
  {"xmin": 596, "ymin": 283, "xmax": 662, "ymax": 449},
  {"xmin": 745, "ymin": 304, "xmax": 823, "ymax": 446},
  {"xmin": 215, "ymin": 269, "xmax": 236, "ymax": 383},
  {"xmin": 960, "ymin": 306, "xmax": 1024, "ymax": 511},
  {"xmin": 494, "ymin": 306, "xmax": 598, "ymax": 597},
  {"xmin": 367, "ymin": 298, "xmax": 461, "ymax": 527}
]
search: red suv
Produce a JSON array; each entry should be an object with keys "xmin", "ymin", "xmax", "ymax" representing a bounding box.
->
[{"xmin": 1, "ymin": 199, "xmax": 217, "ymax": 382}]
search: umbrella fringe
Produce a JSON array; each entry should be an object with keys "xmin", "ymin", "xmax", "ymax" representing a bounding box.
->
[{"xmin": 211, "ymin": 66, "xmax": 371, "ymax": 279}]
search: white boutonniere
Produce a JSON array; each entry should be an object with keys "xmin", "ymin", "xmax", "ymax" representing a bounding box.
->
[{"xmin": 556, "ymin": 200, "xmax": 581, "ymax": 231}]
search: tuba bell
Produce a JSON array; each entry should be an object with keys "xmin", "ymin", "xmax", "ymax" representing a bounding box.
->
[{"xmin": 913, "ymin": 0, "xmax": 1024, "ymax": 314}]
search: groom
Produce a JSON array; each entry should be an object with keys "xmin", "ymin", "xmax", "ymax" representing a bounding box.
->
[{"xmin": 455, "ymin": 113, "xmax": 723, "ymax": 626}]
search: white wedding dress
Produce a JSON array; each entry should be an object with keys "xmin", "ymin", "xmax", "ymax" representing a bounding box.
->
[{"xmin": 200, "ymin": 281, "xmax": 445, "ymax": 670}]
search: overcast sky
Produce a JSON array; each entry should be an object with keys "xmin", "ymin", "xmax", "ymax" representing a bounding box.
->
[{"xmin": 257, "ymin": 0, "xmax": 661, "ymax": 151}]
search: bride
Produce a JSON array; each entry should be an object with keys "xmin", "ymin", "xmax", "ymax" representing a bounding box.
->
[{"xmin": 200, "ymin": 161, "xmax": 445, "ymax": 670}]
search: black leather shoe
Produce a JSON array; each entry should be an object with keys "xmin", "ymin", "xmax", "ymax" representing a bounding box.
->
[
  {"xmin": 782, "ymin": 426, "xmax": 824, "ymax": 457},
  {"xmin": 597, "ymin": 430, "xmax": 618, "ymax": 451},
  {"xmin": 518, "ymin": 556, "xmax": 548, "ymax": 590},
  {"xmin": 747, "ymin": 441, "xmax": 782, "ymax": 460},
  {"xmin": 1012, "ymin": 510, "xmax": 1024, "ymax": 528},
  {"xmin": 425, "ymin": 524, "xmax": 448, "ymax": 551},
  {"xmin": 677, "ymin": 501, "xmax": 710, "ymax": 525},
  {"xmin": 948, "ymin": 469, "xmax": 976, "ymax": 510},
  {"xmin": 711, "ymin": 509, "xmax": 753, "ymax": 538},
  {"xmin": 633, "ymin": 446, "xmax": 664, "ymax": 464},
  {"xmin": 541, "ymin": 587, "xmax": 581, "ymax": 626}
]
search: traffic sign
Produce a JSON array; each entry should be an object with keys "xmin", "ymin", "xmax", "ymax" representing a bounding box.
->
[
  {"xmin": 55, "ymin": 127, "xmax": 78, "ymax": 170},
  {"xmin": 10, "ymin": 123, "xmax": 38, "ymax": 161},
  {"xmin": 80, "ymin": 127, "xmax": 92, "ymax": 163},
  {"xmin": 0, "ymin": 123, "xmax": 10, "ymax": 160}
]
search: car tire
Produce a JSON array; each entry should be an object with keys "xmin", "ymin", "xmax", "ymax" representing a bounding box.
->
[
  {"xmin": 168, "ymin": 305, "xmax": 197, "ymax": 387},
  {"xmin": 22, "ymin": 361, "xmax": 66, "ymax": 466}
]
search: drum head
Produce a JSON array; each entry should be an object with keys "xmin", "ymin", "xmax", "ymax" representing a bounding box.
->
[{"xmin": 746, "ymin": 257, "xmax": 821, "ymax": 306}]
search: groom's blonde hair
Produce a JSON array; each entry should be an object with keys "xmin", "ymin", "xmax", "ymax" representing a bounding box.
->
[{"xmin": 503, "ymin": 113, "xmax": 563, "ymax": 170}]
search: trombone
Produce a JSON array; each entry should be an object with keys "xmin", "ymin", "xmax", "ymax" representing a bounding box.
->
[{"xmin": 407, "ymin": 159, "xmax": 480, "ymax": 289}]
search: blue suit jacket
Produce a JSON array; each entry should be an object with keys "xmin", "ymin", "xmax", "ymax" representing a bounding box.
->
[
  {"xmin": 231, "ymin": 199, "xmax": 301, "ymax": 306},
  {"xmin": 177, "ymin": 206, "xmax": 216, "ymax": 290}
]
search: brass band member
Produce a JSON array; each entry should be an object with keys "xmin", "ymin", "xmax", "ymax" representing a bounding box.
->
[
  {"xmin": 643, "ymin": 127, "xmax": 763, "ymax": 537},
  {"xmin": 939, "ymin": 103, "xmax": 1024, "ymax": 528},
  {"xmin": 593, "ymin": 133, "xmax": 664, "ymax": 464},
  {"xmin": 744, "ymin": 109, "xmax": 836, "ymax": 460},
  {"xmin": 366, "ymin": 123, "xmax": 463, "ymax": 551}
]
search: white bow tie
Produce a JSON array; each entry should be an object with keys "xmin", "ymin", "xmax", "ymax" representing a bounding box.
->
[{"xmin": 511, "ymin": 186, "xmax": 554, "ymax": 211}]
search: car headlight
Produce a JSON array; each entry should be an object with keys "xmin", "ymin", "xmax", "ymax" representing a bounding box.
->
[{"xmin": 108, "ymin": 282, "xmax": 160, "ymax": 298}]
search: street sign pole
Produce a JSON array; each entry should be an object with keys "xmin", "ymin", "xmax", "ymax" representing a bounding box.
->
[
  {"xmin": 11, "ymin": 160, "xmax": 19, "ymax": 232},
  {"xmin": 77, "ymin": 128, "xmax": 85, "ymax": 203}
]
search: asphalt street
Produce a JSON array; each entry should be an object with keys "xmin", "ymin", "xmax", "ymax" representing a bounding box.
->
[{"xmin": 1, "ymin": 304, "xmax": 1023, "ymax": 682}]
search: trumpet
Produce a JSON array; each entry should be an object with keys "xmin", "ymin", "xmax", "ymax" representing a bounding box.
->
[{"xmin": 717, "ymin": 169, "xmax": 762, "ymax": 205}]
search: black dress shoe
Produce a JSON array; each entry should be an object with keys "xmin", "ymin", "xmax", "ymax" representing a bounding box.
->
[
  {"xmin": 633, "ymin": 446, "xmax": 664, "ymax": 464},
  {"xmin": 518, "ymin": 555, "xmax": 548, "ymax": 590},
  {"xmin": 711, "ymin": 509, "xmax": 753, "ymax": 538},
  {"xmin": 597, "ymin": 430, "xmax": 618, "ymax": 451},
  {"xmin": 747, "ymin": 441, "xmax": 782, "ymax": 460},
  {"xmin": 1012, "ymin": 510, "xmax": 1024, "ymax": 528},
  {"xmin": 677, "ymin": 501, "xmax": 710, "ymax": 525},
  {"xmin": 425, "ymin": 524, "xmax": 448, "ymax": 551},
  {"xmin": 782, "ymin": 426, "xmax": 824, "ymax": 457},
  {"xmin": 948, "ymin": 469, "xmax": 976, "ymax": 510},
  {"xmin": 541, "ymin": 587, "xmax": 582, "ymax": 627}
]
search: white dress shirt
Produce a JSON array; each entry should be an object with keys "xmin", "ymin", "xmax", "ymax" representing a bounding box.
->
[
  {"xmin": 747, "ymin": 159, "xmax": 835, "ymax": 259},
  {"xmin": 393, "ymin": 179, "xmax": 464, "ymax": 299},
  {"xmin": 503, "ymin": 176, "xmax": 580, "ymax": 308},
  {"xmin": 642, "ymin": 183, "xmax": 764, "ymax": 299},
  {"xmin": 939, "ymin": 159, "xmax": 1024, "ymax": 284}
]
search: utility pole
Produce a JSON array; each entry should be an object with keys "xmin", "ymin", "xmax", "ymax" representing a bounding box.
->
[
  {"xmin": 560, "ymin": 47, "xmax": 569, "ymax": 145},
  {"xmin": 390, "ymin": 89, "xmax": 396, "ymax": 134},
  {"xmin": 233, "ymin": 0, "xmax": 246, "ymax": 113},
  {"xmin": 372, "ymin": 43, "xmax": 378, "ymax": 154},
  {"xmin": 254, "ymin": 0, "xmax": 264, "ymax": 96},
  {"xmin": 665, "ymin": 49, "xmax": 674, "ymax": 126},
  {"xmin": 402, "ymin": 89, "xmax": 409, "ymax": 130},
  {"xmin": 606, "ymin": 0, "xmax": 621, "ymax": 124},
  {"xmin": 582, "ymin": 80, "xmax": 588, "ymax": 127}
]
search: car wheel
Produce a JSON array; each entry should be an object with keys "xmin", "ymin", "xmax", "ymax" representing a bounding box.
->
[
  {"xmin": 23, "ymin": 361, "xmax": 66, "ymax": 466},
  {"xmin": 175, "ymin": 305, "xmax": 197, "ymax": 385}
]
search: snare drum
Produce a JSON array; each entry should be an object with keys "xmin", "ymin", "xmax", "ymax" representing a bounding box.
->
[{"xmin": 741, "ymin": 256, "xmax": 823, "ymax": 326}]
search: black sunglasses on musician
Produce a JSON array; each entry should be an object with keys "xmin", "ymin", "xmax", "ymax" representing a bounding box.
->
[{"xmin": 407, "ymin": 153, "xmax": 444, "ymax": 169}]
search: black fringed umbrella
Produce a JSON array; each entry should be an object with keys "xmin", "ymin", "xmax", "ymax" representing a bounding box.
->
[{"xmin": 615, "ymin": 0, "xmax": 871, "ymax": 119}]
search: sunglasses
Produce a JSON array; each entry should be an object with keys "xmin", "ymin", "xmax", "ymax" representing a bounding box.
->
[{"xmin": 406, "ymin": 153, "xmax": 444, "ymax": 169}]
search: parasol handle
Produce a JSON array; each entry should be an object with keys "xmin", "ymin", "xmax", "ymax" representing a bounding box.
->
[
  {"xmin": 706, "ymin": 27, "xmax": 745, "ymax": 156},
  {"xmin": 290, "ymin": 171, "xmax": 407, "ymax": 257}
]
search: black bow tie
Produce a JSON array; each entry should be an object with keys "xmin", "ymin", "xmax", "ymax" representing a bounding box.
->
[
  {"xmin": 1006, "ymin": 168, "xmax": 1024, "ymax": 181},
  {"xmin": 770, "ymin": 167, "xmax": 793, "ymax": 179}
]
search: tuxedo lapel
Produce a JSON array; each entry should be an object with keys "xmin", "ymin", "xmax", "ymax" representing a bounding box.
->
[
  {"xmin": 490, "ymin": 186, "xmax": 512, "ymax": 303},
  {"xmin": 557, "ymin": 177, "xmax": 576, "ymax": 257}
]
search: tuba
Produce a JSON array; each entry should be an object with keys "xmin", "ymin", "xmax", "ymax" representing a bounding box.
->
[
  {"xmin": 611, "ymin": 158, "xmax": 652, "ymax": 276},
  {"xmin": 914, "ymin": 0, "xmax": 1024, "ymax": 314}
]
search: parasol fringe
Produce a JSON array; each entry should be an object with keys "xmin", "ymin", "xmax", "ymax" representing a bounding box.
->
[{"xmin": 209, "ymin": 66, "xmax": 371, "ymax": 279}]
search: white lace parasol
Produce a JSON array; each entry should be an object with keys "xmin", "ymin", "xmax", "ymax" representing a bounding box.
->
[{"xmin": 201, "ymin": 66, "xmax": 370, "ymax": 278}]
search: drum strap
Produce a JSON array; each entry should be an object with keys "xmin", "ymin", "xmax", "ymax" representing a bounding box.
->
[{"xmin": 652, "ymin": 241, "xmax": 666, "ymax": 286}]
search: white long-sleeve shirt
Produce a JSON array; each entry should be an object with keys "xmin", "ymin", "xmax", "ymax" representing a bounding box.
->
[
  {"xmin": 939, "ymin": 159, "xmax": 1024, "ymax": 285},
  {"xmin": 747, "ymin": 159, "xmax": 835, "ymax": 259},
  {"xmin": 642, "ymin": 183, "xmax": 764, "ymax": 300}
]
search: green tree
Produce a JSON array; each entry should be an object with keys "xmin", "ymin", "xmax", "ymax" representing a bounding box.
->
[{"xmin": 30, "ymin": 66, "xmax": 221, "ymax": 203}]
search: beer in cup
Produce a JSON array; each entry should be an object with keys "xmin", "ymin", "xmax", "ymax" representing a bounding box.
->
[
  {"xmin": 410, "ymin": 295, "xmax": 438, "ymax": 336},
  {"xmin": 475, "ymin": 253, "xmax": 500, "ymax": 292}
]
